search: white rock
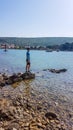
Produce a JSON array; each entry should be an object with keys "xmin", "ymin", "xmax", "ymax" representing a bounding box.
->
[{"xmin": 13, "ymin": 128, "xmax": 17, "ymax": 130}]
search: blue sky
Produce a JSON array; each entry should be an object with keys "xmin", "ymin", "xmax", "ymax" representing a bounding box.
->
[{"xmin": 0, "ymin": 0, "xmax": 73, "ymax": 37}]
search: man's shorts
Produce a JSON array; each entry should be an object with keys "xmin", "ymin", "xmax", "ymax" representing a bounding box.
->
[
  {"xmin": 26, "ymin": 59, "xmax": 30, "ymax": 65},
  {"xmin": 27, "ymin": 62, "xmax": 30, "ymax": 65}
]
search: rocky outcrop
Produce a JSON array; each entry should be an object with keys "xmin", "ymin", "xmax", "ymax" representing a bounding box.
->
[
  {"xmin": 0, "ymin": 72, "xmax": 35, "ymax": 87},
  {"xmin": 49, "ymin": 68, "xmax": 67, "ymax": 73},
  {"xmin": 43, "ymin": 68, "xmax": 67, "ymax": 73}
]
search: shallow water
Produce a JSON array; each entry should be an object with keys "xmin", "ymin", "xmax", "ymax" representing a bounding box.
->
[
  {"xmin": 0, "ymin": 49, "xmax": 73, "ymax": 129},
  {"xmin": 0, "ymin": 49, "xmax": 73, "ymax": 108},
  {"xmin": 0, "ymin": 49, "xmax": 73, "ymax": 72}
]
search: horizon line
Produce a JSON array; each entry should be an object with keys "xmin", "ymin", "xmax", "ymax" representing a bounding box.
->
[{"xmin": 0, "ymin": 36, "xmax": 73, "ymax": 38}]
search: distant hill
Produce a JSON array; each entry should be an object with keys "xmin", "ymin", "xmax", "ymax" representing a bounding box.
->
[{"xmin": 0, "ymin": 37, "xmax": 73, "ymax": 47}]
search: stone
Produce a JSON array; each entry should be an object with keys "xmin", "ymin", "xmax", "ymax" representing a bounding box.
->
[
  {"xmin": 37, "ymin": 106, "xmax": 42, "ymax": 111},
  {"xmin": 49, "ymin": 68, "xmax": 67, "ymax": 73},
  {"xmin": 6, "ymin": 123, "xmax": 19, "ymax": 130},
  {"xmin": 13, "ymin": 128, "xmax": 17, "ymax": 130},
  {"xmin": 6, "ymin": 79, "xmax": 13, "ymax": 85},
  {"xmin": 0, "ymin": 72, "xmax": 35, "ymax": 86},
  {"xmin": 0, "ymin": 81, "xmax": 5, "ymax": 87},
  {"xmin": 21, "ymin": 72, "xmax": 35, "ymax": 79},
  {"xmin": 45, "ymin": 112, "xmax": 58, "ymax": 120}
]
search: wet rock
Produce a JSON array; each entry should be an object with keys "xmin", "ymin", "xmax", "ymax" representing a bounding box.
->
[
  {"xmin": 9, "ymin": 74, "xmax": 17, "ymax": 80},
  {"xmin": 6, "ymin": 79, "xmax": 13, "ymax": 85},
  {"xmin": 43, "ymin": 69, "xmax": 47, "ymax": 71},
  {"xmin": 0, "ymin": 72, "xmax": 35, "ymax": 86},
  {"xmin": 21, "ymin": 72, "xmax": 35, "ymax": 79},
  {"xmin": 49, "ymin": 68, "xmax": 67, "ymax": 73},
  {"xmin": 0, "ymin": 81, "xmax": 5, "ymax": 87},
  {"xmin": 45, "ymin": 112, "xmax": 58, "ymax": 120},
  {"xmin": 2, "ymin": 75, "xmax": 8, "ymax": 80}
]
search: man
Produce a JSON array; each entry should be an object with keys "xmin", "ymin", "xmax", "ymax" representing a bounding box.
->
[{"xmin": 26, "ymin": 48, "xmax": 30, "ymax": 72}]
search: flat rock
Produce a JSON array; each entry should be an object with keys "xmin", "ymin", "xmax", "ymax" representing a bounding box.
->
[
  {"xmin": 0, "ymin": 72, "xmax": 35, "ymax": 87},
  {"xmin": 49, "ymin": 68, "xmax": 67, "ymax": 73}
]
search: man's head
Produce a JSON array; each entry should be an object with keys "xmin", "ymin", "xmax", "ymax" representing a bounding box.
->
[{"xmin": 27, "ymin": 48, "xmax": 30, "ymax": 51}]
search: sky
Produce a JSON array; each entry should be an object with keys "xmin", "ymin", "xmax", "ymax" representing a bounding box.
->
[{"xmin": 0, "ymin": 0, "xmax": 73, "ymax": 37}]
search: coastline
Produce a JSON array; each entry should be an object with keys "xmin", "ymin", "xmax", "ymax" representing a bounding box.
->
[{"xmin": 0, "ymin": 71, "xmax": 73, "ymax": 130}]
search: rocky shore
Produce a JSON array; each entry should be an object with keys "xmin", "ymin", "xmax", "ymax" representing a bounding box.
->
[
  {"xmin": 0, "ymin": 69, "xmax": 73, "ymax": 130},
  {"xmin": 0, "ymin": 94, "xmax": 72, "ymax": 130}
]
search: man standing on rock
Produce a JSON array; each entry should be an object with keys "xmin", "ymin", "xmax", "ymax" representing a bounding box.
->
[{"xmin": 26, "ymin": 47, "xmax": 30, "ymax": 72}]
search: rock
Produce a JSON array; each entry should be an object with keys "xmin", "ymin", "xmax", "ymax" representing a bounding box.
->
[
  {"xmin": 43, "ymin": 69, "xmax": 47, "ymax": 71},
  {"xmin": 37, "ymin": 122, "xmax": 45, "ymax": 129},
  {"xmin": 6, "ymin": 123, "xmax": 19, "ymax": 130},
  {"xmin": 49, "ymin": 69, "xmax": 67, "ymax": 73},
  {"xmin": 21, "ymin": 72, "xmax": 35, "ymax": 79},
  {"xmin": 0, "ymin": 81, "xmax": 5, "ymax": 87},
  {"xmin": 45, "ymin": 112, "xmax": 58, "ymax": 120},
  {"xmin": 0, "ymin": 75, "xmax": 3, "ymax": 80},
  {"xmin": 2, "ymin": 75, "xmax": 8, "ymax": 80},
  {"xmin": 0, "ymin": 109, "xmax": 11, "ymax": 121},
  {"xmin": 13, "ymin": 128, "xmax": 17, "ymax": 130},
  {"xmin": 6, "ymin": 79, "xmax": 13, "ymax": 85},
  {"xmin": 37, "ymin": 106, "xmax": 42, "ymax": 111},
  {"xmin": 0, "ymin": 99, "xmax": 12, "ymax": 121},
  {"xmin": 9, "ymin": 74, "xmax": 17, "ymax": 80},
  {"xmin": 0, "ymin": 72, "xmax": 35, "ymax": 86}
]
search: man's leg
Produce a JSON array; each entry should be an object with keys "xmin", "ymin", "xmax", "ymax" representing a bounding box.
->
[
  {"xmin": 26, "ymin": 63, "xmax": 28, "ymax": 72},
  {"xmin": 28, "ymin": 64, "xmax": 30, "ymax": 72}
]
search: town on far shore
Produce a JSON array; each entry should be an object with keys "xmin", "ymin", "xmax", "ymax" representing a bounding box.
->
[
  {"xmin": 1, "ymin": 42, "xmax": 73, "ymax": 51},
  {"xmin": 0, "ymin": 43, "xmax": 59, "ymax": 51}
]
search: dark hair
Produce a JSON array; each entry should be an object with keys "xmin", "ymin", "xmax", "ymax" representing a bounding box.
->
[{"xmin": 27, "ymin": 48, "xmax": 30, "ymax": 50}]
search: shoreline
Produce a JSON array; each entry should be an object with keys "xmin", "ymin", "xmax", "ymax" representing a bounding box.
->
[
  {"xmin": 0, "ymin": 71, "xmax": 73, "ymax": 129},
  {"xmin": 0, "ymin": 68, "xmax": 67, "ymax": 87}
]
